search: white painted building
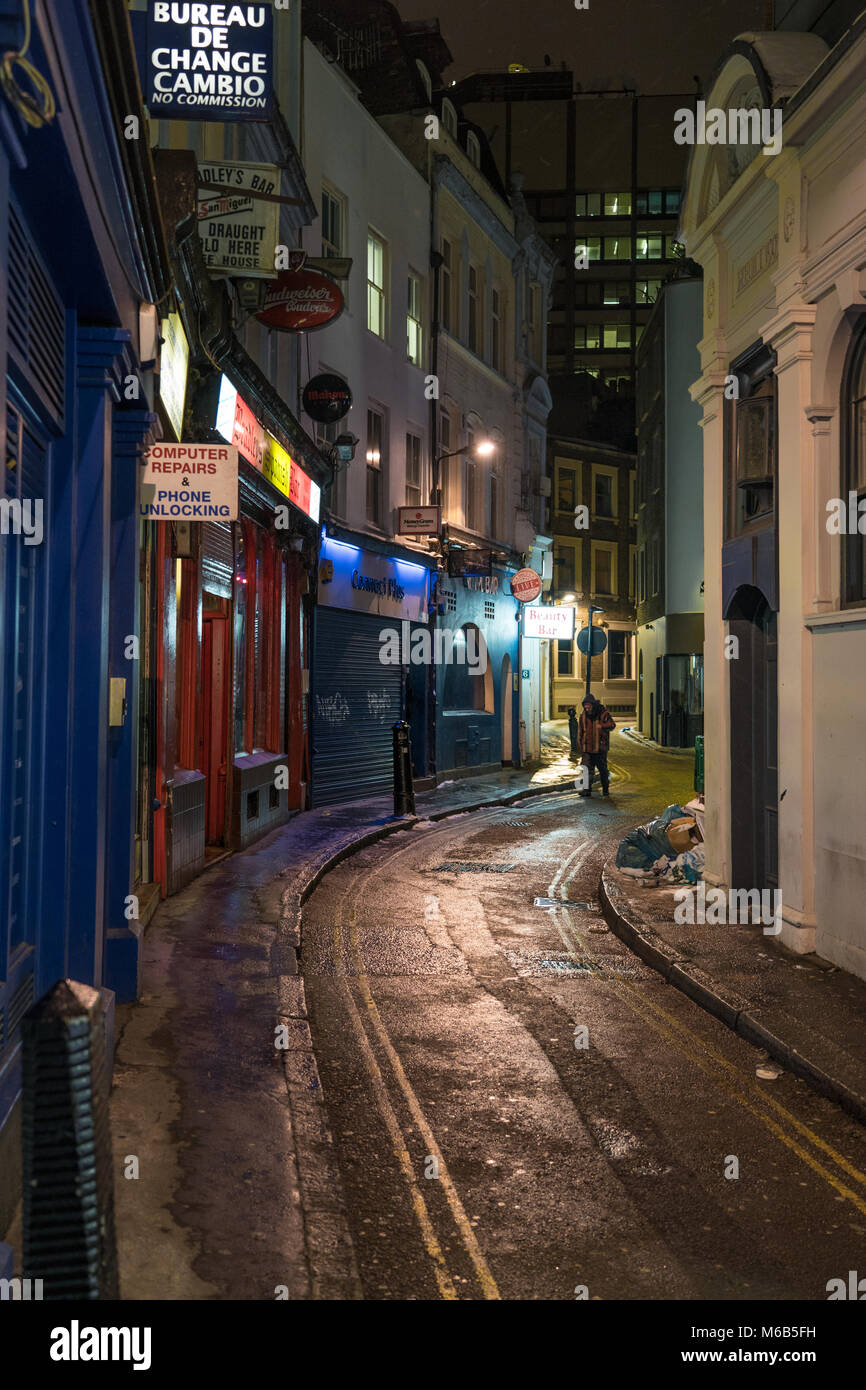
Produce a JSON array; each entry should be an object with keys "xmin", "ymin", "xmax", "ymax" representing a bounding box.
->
[
  {"xmin": 680, "ymin": 23, "xmax": 866, "ymax": 979},
  {"xmin": 299, "ymin": 39, "xmax": 432, "ymax": 533}
]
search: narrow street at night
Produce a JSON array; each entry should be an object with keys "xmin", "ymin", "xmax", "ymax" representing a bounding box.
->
[
  {"xmin": 301, "ymin": 733, "xmax": 866, "ymax": 1301},
  {"xmin": 4, "ymin": 0, "xmax": 866, "ymax": 1367}
]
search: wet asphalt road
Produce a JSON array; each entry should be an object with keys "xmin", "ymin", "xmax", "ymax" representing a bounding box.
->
[{"xmin": 300, "ymin": 733, "xmax": 866, "ymax": 1301}]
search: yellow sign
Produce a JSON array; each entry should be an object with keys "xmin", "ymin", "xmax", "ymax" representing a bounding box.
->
[
  {"xmin": 262, "ymin": 431, "xmax": 292, "ymax": 497},
  {"xmin": 159, "ymin": 312, "xmax": 189, "ymax": 440}
]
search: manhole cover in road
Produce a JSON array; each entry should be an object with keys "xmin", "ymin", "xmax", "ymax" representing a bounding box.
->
[
  {"xmin": 435, "ymin": 861, "xmax": 516, "ymax": 873},
  {"xmin": 534, "ymin": 896, "xmax": 596, "ymax": 911}
]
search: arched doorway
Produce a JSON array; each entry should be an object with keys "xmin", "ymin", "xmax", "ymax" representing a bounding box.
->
[
  {"xmin": 726, "ymin": 585, "xmax": 778, "ymax": 891},
  {"xmin": 500, "ymin": 654, "xmax": 513, "ymax": 765}
]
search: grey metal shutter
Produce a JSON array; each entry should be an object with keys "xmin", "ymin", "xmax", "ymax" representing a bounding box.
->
[
  {"xmin": 201, "ymin": 520, "xmax": 234, "ymax": 598},
  {"xmin": 311, "ymin": 608, "xmax": 402, "ymax": 807}
]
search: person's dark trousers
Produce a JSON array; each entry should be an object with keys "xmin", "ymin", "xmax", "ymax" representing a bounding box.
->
[{"xmin": 580, "ymin": 752, "xmax": 609, "ymax": 795}]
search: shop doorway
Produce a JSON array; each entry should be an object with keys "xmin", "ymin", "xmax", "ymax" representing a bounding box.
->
[
  {"xmin": 727, "ymin": 586, "xmax": 778, "ymax": 891},
  {"xmin": 201, "ymin": 608, "xmax": 231, "ymax": 845}
]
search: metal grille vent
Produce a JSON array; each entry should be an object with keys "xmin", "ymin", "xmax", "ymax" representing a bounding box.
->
[
  {"xmin": 484, "ymin": 600, "xmax": 495, "ymax": 620},
  {"xmin": 22, "ymin": 980, "xmax": 119, "ymax": 1299},
  {"xmin": 8, "ymin": 205, "xmax": 66, "ymax": 426}
]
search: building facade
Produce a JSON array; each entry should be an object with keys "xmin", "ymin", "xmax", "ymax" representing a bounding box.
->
[
  {"xmin": 635, "ymin": 275, "xmax": 705, "ymax": 747},
  {"xmin": 549, "ymin": 439, "xmax": 638, "ymax": 716},
  {"xmin": 680, "ymin": 17, "xmax": 866, "ymax": 978}
]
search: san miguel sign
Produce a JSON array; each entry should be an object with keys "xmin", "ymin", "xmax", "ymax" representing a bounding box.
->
[{"xmin": 141, "ymin": 3, "xmax": 274, "ymax": 121}]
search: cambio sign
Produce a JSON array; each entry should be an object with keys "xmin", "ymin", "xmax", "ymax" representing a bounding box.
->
[{"xmin": 144, "ymin": 3, "xmax": 274, "ymax": 121}]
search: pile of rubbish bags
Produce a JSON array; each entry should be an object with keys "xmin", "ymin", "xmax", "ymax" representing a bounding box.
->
[{"xmin": 615, "ymin": 803, "xmax": 705, "ymax": 885}]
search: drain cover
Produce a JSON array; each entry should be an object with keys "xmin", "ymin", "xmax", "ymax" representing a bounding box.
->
[
  {"xmin": 533, "ymin": 896, "xmax": 596, "ymax": 910},
  {"xmin": 537, "ymin": 958, "xmax": 597, "ymax": 975},
  {"xmin": 436, "ymin": 862, "xmax": 515, "ymax": 873}
]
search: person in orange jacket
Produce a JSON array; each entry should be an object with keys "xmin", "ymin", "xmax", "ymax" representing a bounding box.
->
[{"xmin": 577, "ymin": 693, "xmax": 616, "ymax": 797}]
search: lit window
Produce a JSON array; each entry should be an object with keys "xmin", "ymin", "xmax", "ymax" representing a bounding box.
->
[
  {"xmin": 407, "ymin": 270, "xmax": 423, "ymax": 365},
  {"xmin": 367, "ymin": 232, "xmax": 386, "ymax": 338}
]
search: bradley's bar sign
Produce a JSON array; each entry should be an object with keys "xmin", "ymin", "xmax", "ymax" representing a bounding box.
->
[{"xmin": 142, "ymin": 3, "xmax": 274, "ymax": 122}]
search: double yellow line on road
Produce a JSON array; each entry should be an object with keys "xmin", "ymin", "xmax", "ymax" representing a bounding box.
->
[{"xmin": 330, "ymin": 820, "xmax": 503, "ymax": 1300}]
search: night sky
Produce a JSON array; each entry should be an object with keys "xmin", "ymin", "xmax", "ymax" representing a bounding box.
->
[{"xmin": 395, "ymin": 0, "xmax": 772, "ymax": 93}]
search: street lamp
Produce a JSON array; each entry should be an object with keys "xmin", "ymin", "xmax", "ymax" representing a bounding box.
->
[{"xmin": 430, "ymin": 437, "xmax": 495, "ymax": 508}]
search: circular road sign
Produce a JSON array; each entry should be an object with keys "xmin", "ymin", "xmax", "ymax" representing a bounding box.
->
[{"xmin": 576, "ymin": 625, "xmax": 608, "ymax": 656}]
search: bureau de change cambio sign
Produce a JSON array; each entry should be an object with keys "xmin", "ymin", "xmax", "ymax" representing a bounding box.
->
[
  {"xmin": 143, "ymin": 3, "xmax": 274, "ymax": 121},
  {"xmin": 198, "ymin": 161, "xmax": 280, "ymax": 276},
  {"xmin": 141, "ymin": 443, "xmax": 239, "ymax": 520}
]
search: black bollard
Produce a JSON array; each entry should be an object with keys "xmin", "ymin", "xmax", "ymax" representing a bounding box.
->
[
  {"xmin": 567, "ymin": 705, "xmax": 579, "ymax": 760},
  {"xmin": 393, "ymin": 719, "xmax": 416, "ymax": 816}
]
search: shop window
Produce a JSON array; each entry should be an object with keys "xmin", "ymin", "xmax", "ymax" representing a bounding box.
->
[
  {"xmin": 443, "ymin": 624, "xmax": 492, "ymax": 711},
  {"xmin": 843, "ymin": 322, "xmax": 866, "ymax": 605}
]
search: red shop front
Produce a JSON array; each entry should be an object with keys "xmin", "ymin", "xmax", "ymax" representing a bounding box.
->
[{"xmin": 148, "ymin": 390, "xmax": 321, "ymax": 898}]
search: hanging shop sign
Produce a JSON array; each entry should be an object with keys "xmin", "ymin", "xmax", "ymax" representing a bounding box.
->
[
  {"xmin": 510, "ymin": 567, "xmax": 543, "ymax": 602},
  {"xmin": 198, "ymin": 161, "xmax": 280, "ymax": 276},
  {"xmin": 141, "ymin": 3, "xmax": 274, "ymax": 122},
  {"xmin": 214, "ymin": 375, "xmax": 321, "ymax": 523},
  {"xmin": 397, "ymin": 505, "xmax": 440, "ymax": 537},
  {"xmin": 257, "ymin": 268, "xmax": 344, "ymax": 332},
  {"xmin": 141, "ymin": 442, "xmax": 238, "ymax": 519},
  {"xmin": 522, "ymin": 605, "xmax": 574, "ymax": 639},
  {"xmin": 302, "ymin": 373, "xmax": 352, "ymax": 424},
  {"xmin": 447, "ymin": 548, "xmax": 493, "ymax": 578},
  {"xmin": 158, "ymin": 310, "xmax": 189, "ymax": 439}
]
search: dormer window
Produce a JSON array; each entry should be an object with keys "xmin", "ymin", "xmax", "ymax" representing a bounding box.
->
[
  {"xmin": 442, "ymin": 99, "xmax": 458, "ymax": 139},
  {"xmin": 466, "ymin": 130, "xmax": 482, "ymax": 168}
]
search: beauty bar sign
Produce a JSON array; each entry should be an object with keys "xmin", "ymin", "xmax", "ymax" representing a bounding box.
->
[{"xmin": 144, "ymin": 3, "xmax": 274, "ymax": 121}]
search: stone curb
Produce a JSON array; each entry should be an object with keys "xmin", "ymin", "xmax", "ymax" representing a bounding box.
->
[
  {"xmin": 619, "ymin": 727, "xmax": 695, "ymax": 757},
  {"xmin": 272, "ymin": 772, "xmax": 578, "ymax": 1298},
  {"xmin": 599, "ymin": 860, "xmax": 866, "ymax": 1128}
]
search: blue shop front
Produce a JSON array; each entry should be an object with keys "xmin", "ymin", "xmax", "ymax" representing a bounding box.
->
[
  {"xmin": 433, "ymin": 566, "xmax": 520, "ymax": 776},
  {"xmin": 311, "ymin": 528, "xmax": 436, "ymax": 806}
]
